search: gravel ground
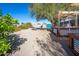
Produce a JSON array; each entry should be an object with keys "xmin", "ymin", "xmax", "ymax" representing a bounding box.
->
[{"xmin": 9, "ymin": 28, "xmax": 68, "ymax": 56}]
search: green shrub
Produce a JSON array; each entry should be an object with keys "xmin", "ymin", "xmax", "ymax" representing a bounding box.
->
[
  {"xmin": 14, "ymin": 22, "xmax": 32, "ymax": 32},
  {"xmin": 0, "ymin": 12, "xmax": 18, "ymax": 55},
  {"xmin": 20, "ymin": 22, "xmax": 32, "ymax": 29},
  {"xmin": 13, "ymin": 26, "xmax": 21, "ymax": 32}
]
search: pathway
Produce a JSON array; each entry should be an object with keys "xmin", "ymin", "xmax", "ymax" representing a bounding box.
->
[{"xmin": 9, "ymin": 28, "xmax": 69, "ymax": 56}]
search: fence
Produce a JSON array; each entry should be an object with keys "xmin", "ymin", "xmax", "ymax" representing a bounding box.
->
[{"xmin": 53, "ymin": 27, "xmax": 79, "ymax": 55}]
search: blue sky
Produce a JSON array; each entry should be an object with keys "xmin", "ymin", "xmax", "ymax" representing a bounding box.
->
[{"xmin": 0, "ymin": 3, "xmax": 51, "ymax": 24}]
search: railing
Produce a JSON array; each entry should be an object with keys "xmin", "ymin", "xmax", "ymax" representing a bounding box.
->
[
  {"xmin": 58, "ymin": 27, "xmax": 79, "ymax": 36},
  {"xmin": 53, "ymin": 27, "xmax": 79, "ymax": 55},
  {"xmin": 68, "ymin": 33, "xmax": 79, "ymax": 55}
]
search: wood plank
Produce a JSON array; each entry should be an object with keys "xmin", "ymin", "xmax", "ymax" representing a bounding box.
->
[
  {"xmin": 68, "ymin": 33, "xmax": 79, "ymax": 55},
  {"xmin": 60, "ymin": 37, "xmax": 74, "ymax": 56}
]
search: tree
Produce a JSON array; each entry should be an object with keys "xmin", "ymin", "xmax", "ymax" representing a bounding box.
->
[{"xmin": 29, "ymin": 3, "xmax": 66, "ymax": 23}]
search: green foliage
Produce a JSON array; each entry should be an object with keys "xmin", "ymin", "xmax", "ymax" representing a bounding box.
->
[
  {"xmin": 0, "ymin": 10, "xmax": 18, "ymax": 55},
  {"xmin": 14, "ymin": 22, "xmax": 32, "ymax": 32},
  {"xmin": 13, "ymin": 26, "xmax": 21, "ymax": 32},
  {"xmin": 0, "ymin": 9, "xmax": 3, "ymax": 16},
  {"xmin": 0, "ymin": 41, "xmax": 11, "ymax": 55},
  {"xmin": 20, "ymin": 22, "xmax": 32, "ymax": 29},
  {"xmin": 29, "ymin": 3, "xmax": 67, "ymax": 23}
]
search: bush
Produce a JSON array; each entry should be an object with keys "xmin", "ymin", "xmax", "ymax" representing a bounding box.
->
[
  {"xmin": 13, "ymin": 26, "xmax": 21, "ymax": 32},
  {"xmin": 0, "ymin": 13, "xmax": 18, "ymax": 55},
  {"xmin": 14, "ymin": 22, "xmax": 32, "ymax": 32},
  {"xmin": 20, "ymin": 22, "xmax": 32, "ymax": 29}
]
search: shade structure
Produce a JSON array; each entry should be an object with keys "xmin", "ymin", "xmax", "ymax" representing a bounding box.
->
[
  {"xmin": 53, "ymin": 11, "xmax": 79, "ymax": 19},
  {"xmin": 69, "ymin": 3, "xmax": 79, "ymax": 7}
]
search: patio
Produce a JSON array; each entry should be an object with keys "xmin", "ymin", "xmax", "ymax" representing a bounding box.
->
[{"xmin": 52, "ymin": 4, "xmax": 79, "ymax": 55}]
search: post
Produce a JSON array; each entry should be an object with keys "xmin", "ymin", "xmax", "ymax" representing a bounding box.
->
[
  {"xmin": 75, "ymin": 11, "xmax": 78, "ymax": 27},
  {"xmin": 68, "ymin": 34, "xmax": 74, "ymax": 49},
  {"xmin": 69, "ymin": 38, "xmax": 74, "ymax": 49},
  {"xmin": 58, "ymin": 11, "xmax": 60, "ymax": 28},
  {"xmin": 69, "ymin": 17, "xmax": 71, "ymax": 32},
  {"xmin": 57, "ymin": 11, "xmax": 60, "ymax": 42},
  {"xmin": 67, "ymin": 17, "xmax": 71, "ymax": 33}
]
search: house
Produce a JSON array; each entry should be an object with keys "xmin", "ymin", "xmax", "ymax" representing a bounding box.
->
[{"xmin": 53, "ymin": 11, "xmax": 79, "ymax": 36}]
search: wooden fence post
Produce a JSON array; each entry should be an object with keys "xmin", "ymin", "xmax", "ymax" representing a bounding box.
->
[{"xmin": 68, "ymin": 36, "xmax": 74, "ymax": 49}]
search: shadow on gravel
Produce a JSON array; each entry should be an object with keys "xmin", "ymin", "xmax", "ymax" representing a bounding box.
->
[
  {"xmin": 9, "ymin": 34, "xmax": 27, "ymax": 54},
  {"xmin": 35, "ymin": 32, "xmax": 68, "ymax": 56},
  {"xmin": 49, "ymin": 33, "xmax": 74, "ymax": 56}
]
